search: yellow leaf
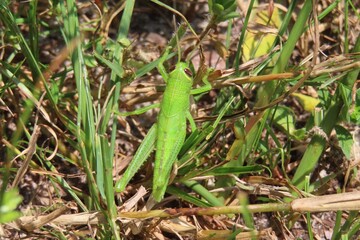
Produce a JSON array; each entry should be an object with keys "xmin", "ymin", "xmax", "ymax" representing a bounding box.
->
[
  {"xmin": 291, "ymin": 92, "xmax": 320, "ymax": 112},
  {"xmin": 242, "ymin": 4, "xmax": 282, "ymax": 62}
]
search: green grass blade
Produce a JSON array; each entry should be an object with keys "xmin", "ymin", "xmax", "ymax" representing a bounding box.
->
[
  {"xmin": 183, "ymin": 180, "xmax": 224, "ymax": 207},
  {"xmin": 203, "ymin": 165, "xmax": 264, "ymax": 176},
  {"xmin": 58, "ymin": 0, "xmax": 100, "ymax": 207},
  {"xmin": 166, "ymin": 186, "xmax": 212, "ymax": 207},
  {"xmin": 99, "ymin": 1, "xmax": 135, "ymax": 238},
  {"xmin": 233, "ymin": 0, "xmax": 255, "ymax": 74}
]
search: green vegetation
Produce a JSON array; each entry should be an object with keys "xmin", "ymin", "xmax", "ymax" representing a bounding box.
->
[{"xmin": 0, "ymin": 0, "xmax": 359, "ymax": 239}]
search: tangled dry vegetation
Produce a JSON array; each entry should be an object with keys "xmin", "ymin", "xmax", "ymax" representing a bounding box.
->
[{"xmin": 0, "ymin": 0, "xmax": 360, "ymax": 239}]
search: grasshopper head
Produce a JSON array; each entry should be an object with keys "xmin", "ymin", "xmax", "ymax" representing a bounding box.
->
[{"xmin": 170, "ymin": 62, "xmax": 193, "ymax": 84}]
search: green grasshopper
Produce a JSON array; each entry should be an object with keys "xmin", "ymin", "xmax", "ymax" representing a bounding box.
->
[{"xmin": 115, "ymin": 47, "xmax": 212, "ymax": 202}]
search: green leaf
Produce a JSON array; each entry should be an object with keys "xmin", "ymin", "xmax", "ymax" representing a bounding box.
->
[
  {"xmin": 166, "ymin": 186, "xmax": 211, "ymax": 207},
  {"xmin": 203, "ymin": 165, "xmax": 264, "ymax": 176},
  {"xmin": 0, "ymin": 189, "xmax": 23, "ymax": 224},
  {"xmin": 242, "ymin": 4, "xmax": 282, "ymax": 62},
  {"xmin": 0, "ymin": 212, "xmax": 22, "ymax": 224},
  {"xmin": 212, "ymin": 3, "xmax": 224, "ymax": 15},
  {"xmin": 84, "ymin": 54, "xmax": 98, "ymax": 68},
  {"xmin": 292, "ymin": 128, "xmax": 306, "ymax": 140},
  {"xmin": 273, "ymin": 106, "xmax": 296, "ymax": 135},
  {"xmin": 217, "ymin": 12, "xmax": 240, "ymax": 22},
  {"xmin": 50, "ymin": 79, "xmax": 60, "ymax": 104},
  {"xmin": 350, "ymin": 88, "xmax": 360, "ymax": 124},
  {"xmin": 209, "ymin": 0, "xmax": 238, "ymax": 23},
  {"xmin": 335, "ymin": 125, "xmax": 354, "ymax": 159},
  {"xmin": 94, "ymin": 51, "xmax": 124, "ymax": 78}
]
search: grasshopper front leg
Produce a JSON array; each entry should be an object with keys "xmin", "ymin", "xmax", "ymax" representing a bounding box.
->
[{"xmin": 190, "ymin": 67, "xmax": 213, "ymax": 95}]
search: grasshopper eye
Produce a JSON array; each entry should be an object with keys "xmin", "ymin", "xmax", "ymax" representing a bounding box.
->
[{"xmin": 184, "ymin": 68, "xmax": 192, "ymax": 77}]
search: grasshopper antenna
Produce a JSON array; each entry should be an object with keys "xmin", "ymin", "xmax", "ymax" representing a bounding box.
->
[{"xmin": 172, "ymin": 15, "xmax": 182, "ymax": 63}]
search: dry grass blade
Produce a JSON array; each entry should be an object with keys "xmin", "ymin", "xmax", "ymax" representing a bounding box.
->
[
  {"xmin": 12, "ymin": 192, "xmax": 360, "ymax": 230},
  {"xmin": 291, "ymin": 191, "xmax": 360, "ymax": 212},
  {"xmin": 15, "ymin": 211, "xmax": 104, "ymax": 227},
  {"xmin": 11, "ymin": 125, "xmax": 41, "ymax": 188},
  {"xmin": 197, "ymin": 229, "xmax": 274, "ymax": 240},
  {"xmin": 17, "ymin": 205, "xmax": 69, "ymax": 232}
]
